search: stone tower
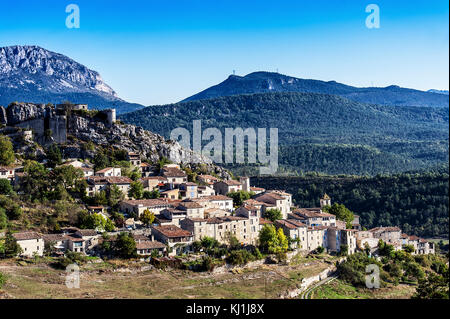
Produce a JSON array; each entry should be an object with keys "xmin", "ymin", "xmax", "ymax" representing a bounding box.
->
[
  {"xmin": 320, "ymin": 193, "xmax": 331, "ymax": 208},
  {"xmin": 105, "ymin": 109, "xmax": 116, "ymax": 126},
  {"xmin": 240, "ymin": 176, "xmax": 250, "ymax": 192}
]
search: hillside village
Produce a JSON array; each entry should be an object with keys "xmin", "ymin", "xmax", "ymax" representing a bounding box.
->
[{"xmin": 0, "ymin": 104, "xmax": 436, "ymax": 263}]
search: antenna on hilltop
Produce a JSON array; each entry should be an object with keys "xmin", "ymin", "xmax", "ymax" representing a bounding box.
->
[
  {"xmin": 276, "ymin": 68, "xmax": 279, "ymax": 73},
  {"xmin": 233, "ymin": 70, "xmax": 236, "ymax": 75}
]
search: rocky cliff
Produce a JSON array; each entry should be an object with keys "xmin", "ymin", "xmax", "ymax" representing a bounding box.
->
[{"xmin": 0, "ymin": 102, "xmax": 230, "ymax": 178}]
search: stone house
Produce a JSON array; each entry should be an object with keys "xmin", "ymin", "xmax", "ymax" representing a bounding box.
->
[
  {"xmin": 119, "ymin": 199, "xmax": 172, "ymax": 218},
  {"xmin": 95, "ymin": 167, "xmax": 121, "ymax": 177},
  {"xmin": 0, "ymin": 166, "xmax": 15, "ymax": 182},
  {"xmin": 254, "ymin": 192, "xmax": 291, "ymax": 220},
  {"xmin": 127, "ymin": 152, "xmax": 141, "ymax": 167},
  {"xmin": 197, "ymin": 185, "xmax": 216, "ymax": 197},
  {"xmin": 197, "ymin": 174, "xmax": 219, "ymax": 185},
  {"xmin": 150, "ymin": 225, "xmax": 194, "ymax": 256},
  {"xmin": 161, "ymin": 167, "xmax": 187, "ymax": 186},
  {"xmin": 140, "ymin": 176, "xmax": 167, "ymax": 191},
  {"xmin": 213, "ymin": 180, "xmax": 242, "ymax": 195},
  {"xmin": 13, "ymin": 232, "xmax": 44, "ymax": 257},
  {"xmin": 275, "ymin": 219, "xmax": 307, "ymax": 250},
  {"xmin": 136, "ymin": 240, "xmax": 166, "ymax": 256},
  {"xmin": 194, "ymin": 195, "xmax": 234, "ymax": 212},
  {"xmin": 179, "ymin": 182, "xmax": 198, "ymax": 199}
]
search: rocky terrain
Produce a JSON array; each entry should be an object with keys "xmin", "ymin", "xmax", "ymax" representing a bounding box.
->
[
  {"xmin": 0, "ymin": 102, "xmax": 230, "ymax": 178},
  {"xmin": 0, "ymin": 46, "xmax": 144, "ymax": 114}
]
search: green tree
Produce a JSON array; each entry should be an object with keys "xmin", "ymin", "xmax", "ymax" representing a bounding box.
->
[
  {"xmin": 52, "ymin": 165, "xmax": 83, "ymax": 190},
  {"xmin": 0, "ymin": 179, "xmax": 13, "ymax": 195},
  {"xmin": 1, "ymin": 231, "xmax": 22, "ymax": 258},
  {"xmin": 143, "ymin": 189, "xmax": 160, "ymax": 199},
  {"xmin": 108, "ymin": 184, "xmax": 125, "ymax": 207},
  {"xmin": 0, "ymin": 135, "xmax": 15, "ymax": 166},
  {"xmin": 226, "ymin": 190, "xmax": 253, "ymax": 207},
  {"xmin": 93, "ymin": 152, "xmax": 110, "ymax": 171},
  {"xmin": 323, "ymin": 203, "xmax": 354, "ymax": 228},
  {"xmin": 264, "ymin": 209, "xmax": 283, "ymax": 222},
  {"xmin": 128, "ymin": 181, "xmax": 144, "ymax": 199},
  {"xmin": 0, "ymin": 271, "xmax": 5, "ymax": 289},
  {"xmin": 20, "ymin": 160, "xmax": 49, "ymax": 201},
  {"xmin": 139, "ymin": 209, "xmax": 155, "ymax": 227},
  {"xmin": 413, "ymin": 270, "xmax": 449, "ymax": 299},
  {"xmin": 46, "ymin": 144, "xmax": 62, "ymax": 168},
  {"xmin": 0, "ymin": 208, "xmax": 7, "ymax": 229},
  {"xmin": 79, "ymin": 213, "xmax": 113, "ymax": 232},
  {"xmin": 115, "ymin": 232, "xmax": 137, "ymax": 259},
  {"xmin": 258, "ymin": 224, "xmax": 288, "ymax": 254}
]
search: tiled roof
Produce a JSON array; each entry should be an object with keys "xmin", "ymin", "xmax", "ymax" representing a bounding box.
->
[
  {"xmin": 42, "ymin": 234, "xmax": 66, "ymax": 242},
  {"xmin": 254, "ymin": 193, "xmax": 284, "ymax": 204},
  {"xmin": 141, "ymin": 176, "xmax": 167, "ymax": 181},
  {"xmin": 77, "ymin": 229, "xmax": 98, "ymax": 237},
  {"xmin": 105, "ymin": 176, "xmax": 133, "ymax": 184},
  {"xmin": 250, "ymin": 187, "xmax": 265, "ymax": 191},
  {"xmin": 122, "ymin": 199, "xmax": 170, "ymax": 207},
  {"xmin": 369, "ymin": 226, "xmax": 401, "ymax": 233},
  {"xmin": 12, "ymin": 232, "xmax": 42, "ymax": 241},
  {"xmin": 259, "ymin": 218, "xmax": 273, "ymax": 225},
  {"xmin": 197, "ymin": 175, "xmax": 219, "ymax": 181},
  {"xmin": 136, "ymin": 240, "xmax": 166, "ymax": 250},
  {"xmin": 244, "ymin": 199, "xmax": 265, "ymax": 206},
  {"xmin": 203, "ymin": 195, "xmax": 232, "ymax": 201},
  {"xmin": 152, "ymin": 225, "xmax": 192, "ymax": 238},
  {"xmin": 219, "ymin": 179, "xmax": 242, "ymax": 186},
  {"xmin": 96, "ymin": 167, "xmax": 115, "ymax": 174},
  {"xmin": 178, "ymin": 201, "xmax": 204, "ymax": 209},
  {"xmin": 162, "ymin": 167, "xmax": 186, "ymax": 177}
]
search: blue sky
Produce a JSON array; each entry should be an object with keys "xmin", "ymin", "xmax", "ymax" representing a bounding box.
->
[{"xmin": 0, "ymin": 0, "xmax": 448, "ymax": 105}]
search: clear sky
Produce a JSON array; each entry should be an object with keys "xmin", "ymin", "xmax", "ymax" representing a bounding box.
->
[{"xmin": 0, "ymin": 0, "xmax": 448, "ymax": 105}]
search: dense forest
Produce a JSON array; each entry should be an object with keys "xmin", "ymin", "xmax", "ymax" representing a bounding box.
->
[
  {"xmin": 120, "ymin": 92, "xmax": 449, "ymax": 175},
  {"xmin": 252, "ymin": 167, "xmax": 449, "ymax": 238}
]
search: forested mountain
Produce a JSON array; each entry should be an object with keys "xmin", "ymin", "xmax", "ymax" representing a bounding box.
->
[
  {"xmin": 182, "ymin": 72, "xmax": 449, "ymax": 108},
  {"xmin": 252, "ymin": 167, "xmax": 449, "ymax": 238},
  {"xmin": 120, "ymin": 92, "xmax": 449, "ymax": 175}
]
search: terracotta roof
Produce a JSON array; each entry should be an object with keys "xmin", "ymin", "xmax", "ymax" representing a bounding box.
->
[
  {"xmin": 197, "ymin": 175, "xmax": 219, "ymax": 181},
  {"xmin": 42, "ymin": 234, "xmax": 66, "ymax": 242},
  {"xmin": 152, "ymin": 225, "xmax": 192, "ymax": 238},
  {"xmin": 136, "ymin": 240, "xmax": 166, "ymax": 250},
  {"xmin": 322, "ymin": 193, "xmax": 331, "ymax": 200},
  {"xmin": 141, "ymin": 176, "xmax": 167, "ymax": 181},
  {"xmin": 250, "ymin": 187, "xmax": 265, "ymax": 191},
  {"xmin": 203, "ymin": 195, "xmax": 232, "ymax": 201},
  {"xmin": 259, "ymin": 218, "xmax": 273, "ymax": 225},
  {"xmin": 77, "ymin": 229, "xmax": 98, "ymax": 237},
  {"xmin": 369, "ymin": 226, "xmax": 401, "ymax": 233},
  {"xmin": 219, "ymin": 179, "xmax": 242, "ymax": 186},
  {"xmin": 285, "ymin": 219, "xmax": 307, "ymax": 228},
  {"xmin": 12, "ymin": 232, "xmax": 42, "ymax": 241},
  {"xmin": 105, "ymin": 176, "xmax": 133, "ymax": 184},
  {"xmin": 276, "ymin": 220, "xmax": 299, "ymax": 229},
  {"xmin": 122, "ymin": 199, "xmax": 170, "ymax": 207},
  {"xmin": 178, "ymin": 201, "xmax": 204, "ymax": 209},
  {"xmin": 96, "ymin": 167, "xmax": 116, "ymax": 174},
  {"xmin": 162, "ymin": 167, "xmax": 186, "ymax": 177},
  {"xmin": 244, "ymin": 199, "xmax": 265, "ymax": 206},
  {"xmin": 254, "ymin": 193, "xmax": 284, "ymax": 204}
]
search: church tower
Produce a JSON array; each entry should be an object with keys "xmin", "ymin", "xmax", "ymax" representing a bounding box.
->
[{"xmin": 320, "ymin": 193, "xmax": 331, "ymax": 208}]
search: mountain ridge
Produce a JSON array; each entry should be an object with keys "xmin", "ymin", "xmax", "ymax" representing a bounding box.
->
[
  {"xmin": 0, "ymin": 45, "xmax": 145, "ymax": 114},
  {"xmin": 182, "ymin": 71, "xmax": 449, "ymax": 108}
]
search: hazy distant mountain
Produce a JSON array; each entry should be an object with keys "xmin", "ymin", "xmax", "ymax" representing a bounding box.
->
[
  {"xmin": 0, "ymin": 45, "xmax": 144, "ymax": 114},
  {"xmin": 182, "ymin": 71, "xmax": 449, "ymax": 108},
  {"xmin": 428, "ymin": 89, "xmax": 449, "ymax": 95}
]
